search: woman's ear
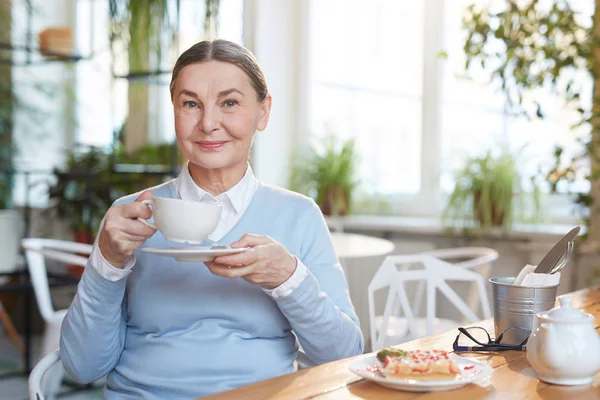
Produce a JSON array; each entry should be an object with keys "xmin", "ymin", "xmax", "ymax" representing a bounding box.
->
[{"xmin": 257, "ymin": 94, "xmax": 272, "ymax": 132}]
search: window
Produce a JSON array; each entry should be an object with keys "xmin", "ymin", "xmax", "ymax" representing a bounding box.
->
[
  {"xmin": 440, "ymin": 0, "xmax": 592, "ymax": 196},
  {"xmin": 309, "ymin": 0, "xmax": 424, "ymax": 196},
  {"xmin": 75, "ymin": 0, "xmax": 244, "ymax": 149},
  {"xmin": 308, "ymin": 0, "xmax": 590, "ymax": 221}
]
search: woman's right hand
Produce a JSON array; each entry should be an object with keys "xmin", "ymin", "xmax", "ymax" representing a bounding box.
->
[{"xmin": 98, "ymin": 190, "xmax": 157, "ymax": 268}]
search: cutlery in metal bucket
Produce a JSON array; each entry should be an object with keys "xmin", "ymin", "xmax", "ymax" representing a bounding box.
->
[{"xmin": 534, "ymin": 226, "xmax": 580, "ymax": 275}]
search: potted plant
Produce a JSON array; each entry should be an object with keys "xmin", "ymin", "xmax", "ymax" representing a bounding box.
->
[
  {"xmin": 289, "ymin": 137, "xmax": 359, "ymax": 216},
  {"xmin": 442, "ymin": 149, "xmax": 541, "ymax": 233},
  {"xmin": 48, "ymin": 147, "xmax": 118, "ymax": 243},
  {"xmin": 461, "ymin": 1, "xmax": 597, "ymax": 244}
]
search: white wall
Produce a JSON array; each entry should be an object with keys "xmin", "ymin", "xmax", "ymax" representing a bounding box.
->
[{"xmin": 244, "ymin": 0, "xmax": 310, "ymax": 188}]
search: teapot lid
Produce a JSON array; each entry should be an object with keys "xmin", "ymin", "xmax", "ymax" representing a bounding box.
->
[{"xmin": 543, "ymin": 296, "xmax": 591, "ymax": 321}]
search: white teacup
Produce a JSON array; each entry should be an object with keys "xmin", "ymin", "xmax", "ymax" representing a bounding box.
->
[{"xmin": 138, "ymin": 197, "xmax": 222, "ymax": 244}]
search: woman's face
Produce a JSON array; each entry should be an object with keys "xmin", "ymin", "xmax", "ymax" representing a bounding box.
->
[{"xmin": 172, "ymin": 60, "xmax": 271, "ymax": 173}]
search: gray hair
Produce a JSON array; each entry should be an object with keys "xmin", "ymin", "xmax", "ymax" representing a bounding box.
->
[{"xmin": 169, "ymin": 39, "xmax": 268, "ymax": 102}]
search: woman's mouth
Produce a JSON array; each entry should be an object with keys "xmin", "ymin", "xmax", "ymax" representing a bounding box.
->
[{"xmin": 196, "ymin": 141, "xmax": 228, "ymax": 150}]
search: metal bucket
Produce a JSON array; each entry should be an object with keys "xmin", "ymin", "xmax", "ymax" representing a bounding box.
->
[{"xmin": 489, "ymin": 277, "xmax": 558, "ymax": 345}]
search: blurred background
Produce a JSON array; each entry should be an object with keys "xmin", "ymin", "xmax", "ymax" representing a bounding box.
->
[{"xmin": 1, "ymin": 0, "xmax": 599, "ymax": 398}]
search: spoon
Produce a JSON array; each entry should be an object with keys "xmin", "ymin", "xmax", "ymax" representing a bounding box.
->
[
  {"xmin": 534, "ymin": 226, "xmax": 580, "ymax": 275},
  {"xmin": 548, "ymin": 240, "xmax": 574, "ymax": 275}
]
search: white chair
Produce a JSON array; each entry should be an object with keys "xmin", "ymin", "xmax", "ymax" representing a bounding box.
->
[
  {"xmin": 0, "ymin": 210, "xmax": 26, "ymax": 354},
  {"xmin": 29, "ymin": 349, "xmax": 61, "ymax": 400},
  {"xmin": 0, "ymin": 210, "xmax": 25, "ymax": 276},
  {"xmin": 368, "ymin": 254, "xmax": 492, "ymax": 351},
  {"xmin": 22, "ymin": 238, "xmax": 93, "ymax": 399},
  {"xmin": 376, "ymin": 247, "xmax": 497, "ymax": 343},
  {"xmin": 417, "ymin": 247, "xmax": 498, "ymax": 318},
  {"xmin": 296, "ymin": 349, "xmax": 316, "ymax": 369}
]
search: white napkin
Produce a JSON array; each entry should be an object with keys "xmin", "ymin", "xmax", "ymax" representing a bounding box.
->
[
  {"xmin": 513, "ymin": 264, "xmax": 536, "ymax": 285},
  {"xmin": 513, "ymin": 264, "xmax": 561, "ymax": 287},
  {"xmin": 521, "ymin": 272, "xmax": 561, "ymax": 287}
]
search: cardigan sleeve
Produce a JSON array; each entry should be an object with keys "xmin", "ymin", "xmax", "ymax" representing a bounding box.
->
[
  {"xmin": 59, "ymin": 244, "xmax": 129, "ymax": 383},
  {"xmin": 272, "ymin": 201, "xmax": 364, "ymax": 364}
]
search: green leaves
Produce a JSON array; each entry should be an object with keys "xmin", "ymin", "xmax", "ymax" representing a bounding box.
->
[
  {"xmin": 48, "ymin": 145, "xmax": 170, "ymax": 234},
  {"xmin": 376, "ymin": 348, "xmax": 407, "ymax": 362},
  {"xmin": 109, "ymin": 0, "xmax": 180, "ymax": 73},
  {"xmin": 461, "ymin": 0, "xmax": 597, "ymax": 234},
  {"xmin": 463, "ymin": 0, "xmax": 591, "ymax": 117},
  {"xmin": 443, "ymin": 148, "xmax": 540, "ymax": 234},
  {"xmin": 289, "ymin": 136, "xmax": 359, "ymax": 216}
]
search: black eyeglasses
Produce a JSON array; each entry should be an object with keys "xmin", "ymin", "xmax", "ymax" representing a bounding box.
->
[{"xmin": 453, "ymin": 326, "xmax": 530, "ymax": 352}]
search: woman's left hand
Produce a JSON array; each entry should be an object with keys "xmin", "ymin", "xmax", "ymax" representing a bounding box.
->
[{"xmin": 205, "ymin": 234, "xmax": 297, "ymax": 289}]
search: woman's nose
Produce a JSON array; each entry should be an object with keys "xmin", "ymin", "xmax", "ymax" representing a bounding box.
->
[{"xmin": 198, "ymin": 107, "xmax": 221, "ymax": 133}]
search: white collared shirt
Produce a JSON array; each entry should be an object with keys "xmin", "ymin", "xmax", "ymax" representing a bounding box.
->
[
  {"xmin": 175, "ymin": 162, "xmax": 258, "ymax": 242},
  {"xmin": 91, "ymin": 163, "xmax": 307, "ymax": 298}
]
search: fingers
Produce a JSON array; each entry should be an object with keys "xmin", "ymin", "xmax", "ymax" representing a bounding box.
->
[
  {"xmin": 98, "ymin": 227, "xmax": 145, "ymax": 267},
  {"xmin": 103, "ymin": 231, "xmax": 145, "ymax": 256},
  {"xmin": 104, "ymin": 209, "xmax": 156, "ymax": 236},
  {"xmin": 117, "ymin": 201, "xmax": 154, "ymax": 220},
  {"xmin": 101, "ymin": 219, "xmax": 154, "ymax": 249},
  {"xmin": 135, "ymin": 190, "xmax": 154, "ymax": 202},
  {"xmin": 205, "ymin": 262, "xmax": 258, "ymax": 279},
  {"xmin": 113, "ymin": 190, "xmax": 154, "ymax": 219},
  {"xmin": 119, "ymin": 218, "xmax": 157, "ymax": 238},
  {"xmin": 213, "ymin": 247, "xmax": 259, "ymax": 266},
  {"xmin": 98, "ymin": 192, "xmax": 156, "ymax": 268},
  {"xmin": 230, "ymin": 233, "xmax": 272, "ymax": 248}
]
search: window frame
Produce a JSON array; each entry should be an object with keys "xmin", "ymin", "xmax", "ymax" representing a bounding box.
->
[{"xmin": 305, "ymin": 0, "xmax": 585, "ymax": 224}]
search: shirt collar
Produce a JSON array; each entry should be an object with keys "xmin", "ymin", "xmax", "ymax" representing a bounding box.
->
[{"xmin": 175, "ymin": 162, "xmax": 257, "ymax": 215}]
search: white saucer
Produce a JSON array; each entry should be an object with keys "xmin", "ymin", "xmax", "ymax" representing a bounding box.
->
[
  {"xmin": 348, "ymin": 354, "xmax": 492, "ymax": 392},
  {"xmin": 141, "ymin": 246, "xmax": 249, "ymax": 262}
]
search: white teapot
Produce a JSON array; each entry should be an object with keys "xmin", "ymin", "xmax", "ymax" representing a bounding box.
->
[{"xmin": 527, "ymin": 295, "xmax": 600, "ymax": 385}]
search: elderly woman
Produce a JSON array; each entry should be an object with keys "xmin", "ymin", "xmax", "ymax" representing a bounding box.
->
[{"xmin": 60, "ymin": 39, "xmax": 363, "ymax": 399}]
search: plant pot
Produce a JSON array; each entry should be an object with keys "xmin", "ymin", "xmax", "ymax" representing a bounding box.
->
[
  {"xmin": 320, "ymin": 186, "xmax": 349, "ymax": 216},
  {"xmin": 67, "ymin": 229, "xmax": 94, "ymax": 278},
  {"xmin": 474, "ymin": 191, "xmax": 505, "ymax": 227},
  {"xmin": 38, "ymin": 27, "xmax": 74, "ymax": 57}
]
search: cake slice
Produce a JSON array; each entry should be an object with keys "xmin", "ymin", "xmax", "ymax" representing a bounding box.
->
[{"xmin": 376, "ymin": 348, "xmax": 460, "ymax": 380}]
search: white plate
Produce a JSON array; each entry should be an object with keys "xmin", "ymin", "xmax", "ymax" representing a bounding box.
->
[
  {"xmin": 141, "ymin": 246, "xmax": 249, "ymax": 262},
  {"xmin": 348, "ymin": 354, "xmax": 492, "ymax": 392}
]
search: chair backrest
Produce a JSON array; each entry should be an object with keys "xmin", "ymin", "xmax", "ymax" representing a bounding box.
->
[
  {"xmin": 28, "ymin": 348, "xmax": 61, "ymax": 400},
  {"xmin": 0, "ymin": 210, "xmax": 25, "ymax": 274},
  {"xmin": 368, "ymin": 254, "xmax": 492, "ymax": 351},
  {"xmin": 21, "ymin": 238, "xmax": 93, "ymax": 322},
  {"xmin": 418, "ymin": 247, "xmax": 498, "ymax": 315},
  {"xmin": 419, "ymin": 247, "xmax": 498, "ymax": 271}
]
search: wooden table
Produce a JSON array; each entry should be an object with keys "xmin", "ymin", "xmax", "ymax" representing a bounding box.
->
[
  {"xmin": 204, "ymin": 285, "xmax": 600, "ymax": 399},
  {"xmin": 329, "ymin": 233, "xmax": 395, "ymax": 260}
]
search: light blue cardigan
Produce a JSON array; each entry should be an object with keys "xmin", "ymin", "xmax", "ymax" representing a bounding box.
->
[{"xmin": 60, "ymin": 181, "xmax": 364, "ymax": 399}]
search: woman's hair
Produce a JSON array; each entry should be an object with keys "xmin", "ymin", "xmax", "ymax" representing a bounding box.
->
[{"xmin": 169, "ymin": 39, "xmax": 268, "ymax": 102}]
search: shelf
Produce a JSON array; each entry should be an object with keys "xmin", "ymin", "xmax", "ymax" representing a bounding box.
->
[
  {"xmin": 112, "ymin": 70, "xmax": 172, "ymax": 85},
  {"xmin": 0, "ymin": 43, "xmax": 88, "ymax": 66},
  {"xmin": 1, "ymin": 0, "xmax": 96, "ymax": 67}
]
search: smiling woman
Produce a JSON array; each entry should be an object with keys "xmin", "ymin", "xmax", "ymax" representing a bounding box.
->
[
  {"xmin": 171, "ymin": 54, "xmax": 271, "ymax": 190},
  {"xmin": 58, "ymin": 39, "xmax": 363, "ymax": 400}
]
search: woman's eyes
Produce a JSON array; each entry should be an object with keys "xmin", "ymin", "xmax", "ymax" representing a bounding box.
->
[
  {"xmin": 223, "ymin": 99, "xmax": 239, "ymax": 108},
  {"xmin": 181, "ymin": 99, "xmax": 238, "ymax": 109},
  {"xmin": 183, "ymin": 101, "xmax": 198, "ymax": 109}
]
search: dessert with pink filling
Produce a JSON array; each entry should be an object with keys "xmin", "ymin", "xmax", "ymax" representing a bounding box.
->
[{"xmin": 376, "ymin": 348, "xmax": 460, "ymax": 380}]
